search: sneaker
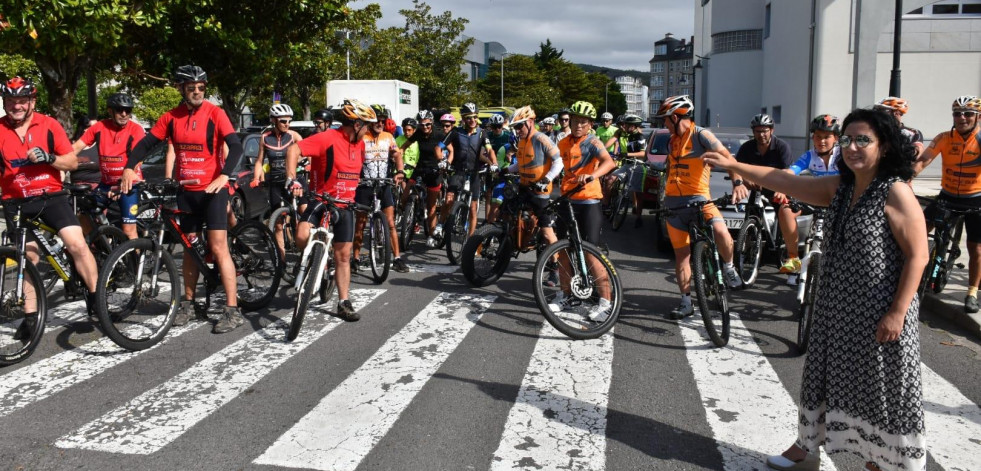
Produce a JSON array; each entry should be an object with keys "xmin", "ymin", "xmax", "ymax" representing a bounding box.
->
[
  {"xmin": 587, "ymin": 298, "xmax": 613, "ymax": 322},
  {"xmin": 350, "ymin": 257, "xmax": 361, "ymax": 272},
  {"xmin": 85, "ymin": 292, "xmax": 99, "ymax": 322},
  {"xmin": 547, "ymin": 292, "xmax": 579, "ymax": 313},
  {"xmin": 426, "ymin": 236, "xmax": 438, "ymax": 248},
  {"xmin": 543, "ymin": 270, "xmax": 559, "ymax": 288},
  {"xmin": 393, "ymin": 258, "xmax": 410, "ymax": 273},
  {"xmin": 668, "ymin": 302, "xmax": 694, "ymax": 320},
  {"xmin": 966, "ymin": 295, "xmax": 980, "ymax": 313},
  {"xmin": 214, "ymin": 306, "xmax": 245, "ymax": 333},
  {"xmin": 724, "ymin": 266, "xmax": 743, "ymax": 289},
  {"xmin": 779, "ymin": 257, "xmax": 802, "ymax": 274},
  {"xmin": 173, "ymin": 300, "xmax": 201, "ymax": 326},
  {"xmin": 786, "ymin": 274, "xmax": 799, "ymax": 286},
  {"xmin": 12, "ymin": 314, "xmax": 38, "ymax": 341},
  {"xmin": 337, "ymin": 299, "xmax": 360, "ymax": 322},
  {"xmin": 432, "ymin": 225, "xmax": 444, "ymax": 239}
]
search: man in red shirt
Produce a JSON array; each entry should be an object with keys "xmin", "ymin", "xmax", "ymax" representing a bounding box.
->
[
  {"xmin": 120, "ymin": 65, "xmax": 246, "ymax": 334},
  {"xmin": 0, "ymin": 77, "xmax": 100, "ymax": 326},
  {"xmin": 72, "ymin": 92, "xmax": 145, "ymax": 240},
  {"xmin": 285, "ymin": 99, "xmax": 376, "ymax": 321}
]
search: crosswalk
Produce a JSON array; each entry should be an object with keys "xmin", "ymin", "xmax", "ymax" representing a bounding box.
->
[{"xmin": 2, "ymin": 287, "xmax": 980, "ymax": 470}]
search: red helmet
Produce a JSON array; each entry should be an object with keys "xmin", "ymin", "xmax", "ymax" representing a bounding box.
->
[
  {"xmin": 655, "ymin": 95, "xmax": 693, "ymax": 118},
  {"xmin": 1, "ymin": 76, "xmax": 37, "ymax": 98}
]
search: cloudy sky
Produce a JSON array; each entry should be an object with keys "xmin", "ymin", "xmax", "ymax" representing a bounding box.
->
[{"xmin": 351, "ymin": 0, "xmax": 695, "ymax": 71}]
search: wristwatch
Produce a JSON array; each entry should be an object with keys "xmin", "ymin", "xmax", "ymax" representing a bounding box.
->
[{"xmin": 732, "ymin": 179, "xmax": 744, "ymax": 187}]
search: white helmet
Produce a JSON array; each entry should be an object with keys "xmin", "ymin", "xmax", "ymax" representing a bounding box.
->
[
  {"xmin": 540, "ymin": 117, "xmax": 556, "ymax": 126},
  {"xmin": 600, "ymin": 112, "xmax": 613, "ymax": 121},
  {"xmin": 270, "ymin": 103, "xmax": 294, "ymax": 118}
]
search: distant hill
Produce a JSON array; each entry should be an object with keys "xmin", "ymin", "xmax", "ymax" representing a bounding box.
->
[{"xmin": 576, "ymin": 64, "xmax": 648, "ymax": 82}]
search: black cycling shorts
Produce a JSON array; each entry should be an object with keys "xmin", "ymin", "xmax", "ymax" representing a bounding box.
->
[
  {"xmin": 925, "ymin": 193, "xmax": 981, "ymax": 243},
  {"xmin": 3, "ymin": 195, "xmax": 80, "ymax": 234},
  {"xmin": 411, "ymin": 167, "xmax": 442, "ymax": 189},
  {"xmin": 354, "ymin": 184, "xmax": 394, "ymax": 210},
  {"xmin": 518, "ymin": 188, "xmax": 554, "ymax": 229},
  {"xmin": 178, "ymin": 188, "xmax": 229, "ymax": 233},
  {"xmin": 299, "ymin": 202, "xmax": 355, "ymax": 243},
  {"xmin": 555, "ymin": 202, "xmax": 602, "ymax": 244},
  {"xmin": 447, "ymin": 172, "xmax": 482, "ymax": 200}
]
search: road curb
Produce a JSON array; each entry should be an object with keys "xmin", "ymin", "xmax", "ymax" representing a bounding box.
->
[{"xmin": 921, "ymin": 292, "xmax": 981, "ymax": 340}]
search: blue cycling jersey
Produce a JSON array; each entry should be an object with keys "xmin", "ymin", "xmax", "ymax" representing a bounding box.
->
[{"xmin": 789, "ymin": 147, "xmax": 841, "ymax": 176}]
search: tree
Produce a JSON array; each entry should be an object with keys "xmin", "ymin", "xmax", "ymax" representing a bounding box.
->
[
  {"xmin": 480, "ymin": 55, "xmax": 562, "ymax": 115},
  {"xmin": 533, "ymin": 39, "xmax": 564, "ymax": 71},
  {"xmin": 134, "ymin": 86, "xmax": 182, "ymax": 125}
]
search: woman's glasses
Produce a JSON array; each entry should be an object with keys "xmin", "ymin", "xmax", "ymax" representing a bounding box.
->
[
  {"xmin": 839, "ymin": 135, "xmax": 874, "ymax": 148},
  {"xmin": 953, "ymin": 111, "xmax": 978, "ymax": 118},
  {"xmin": 277, "ymin": 119, "xmax": 291, "ymax": 125}
]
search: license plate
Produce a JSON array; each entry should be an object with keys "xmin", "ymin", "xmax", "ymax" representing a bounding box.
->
[{"xmin": 724, "ymin": 218, "xmax": 743, "ymax": 229}]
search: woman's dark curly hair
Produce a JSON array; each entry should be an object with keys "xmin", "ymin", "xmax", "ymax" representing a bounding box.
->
[{"xmin": 838, "ymin": 108, "xmax": 915, "ymax": 184}]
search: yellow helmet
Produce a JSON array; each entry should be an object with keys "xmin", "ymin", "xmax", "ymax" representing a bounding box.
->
[{"xmin": 509, "ymin": 105, "xmax": 536, "ymax": 128}]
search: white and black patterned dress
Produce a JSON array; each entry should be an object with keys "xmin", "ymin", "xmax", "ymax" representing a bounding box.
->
[{"xmin": 796, "ymin": 176, "xmax": 926, "ymax": 471}]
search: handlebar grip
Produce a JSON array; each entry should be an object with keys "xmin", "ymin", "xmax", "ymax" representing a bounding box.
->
[{"xmin": 179, "ymin": 179, "xmax": 200, "ymax": 186}]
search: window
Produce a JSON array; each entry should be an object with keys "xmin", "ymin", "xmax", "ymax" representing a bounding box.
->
[
  {"xmin": 653, "ymin": 76, "xmax": 664, "ymax": 87},
  {"xmin": 711, "ymin": 29, "xmax": 763, "ymax": 53},
  {"xmin": 764, "ymin": 4, "xmax": 771, "ymax": 38},
  {"xmin": 702, "ymin": 0, "xmax": 710, "ymax": 5},
  {"xmin": 904, "ymin": 1, "xmax": 981, "ymax": 16},
  {"xmin": 655, "ymin": 44, "xmax": 667, "ymax": 55},
  {"xmin": 772, "ymin": 105, "xmax": 782, "ymax": 123},
  {"xmin": 652, "ymin": 89, "xmax": 664, "ymax": 100},
  {"xmin": 653, "ymin": 62, "xmax": 665, "ymax": 73}
]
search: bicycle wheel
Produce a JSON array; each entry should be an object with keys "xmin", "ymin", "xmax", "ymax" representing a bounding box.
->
[
  {"xmin": 96, "ymin": 238, "xmax": 180, "ymax": 351},
  {"xmin": 269, "ymin": 207, "xmax": 299, "ymax": 285},
  {"xmin": 445, "ymin": 200, "xmax": 470, "ymax": 265},
  {"xmin": 611, "ymin": 185, "xmax": 630, "ymax": 231},
  {"xmin": 367, "ymin": 213, "xmax": 391, "ymax": 283},
  {"xmin": 88, "ymin": 225, "xmax": 128, "ymax": 267},
  {"xmin": 533, "ymin": 240, "xmax": 622, "ymax": 339},
  {"xmin": 918, "ymin": 238, "xmax": 937, "ymax": 299},
  {"xmin": 229, "ymin": 220, "xmax": 281, "ymax": 310},
  {"xmin": 289, "ymin": 243, "xmax": 324, "ymax": 342},
  {"xmin": 0, "ymin": 248, "xmax": 47, "ymax": 366},
  {"xmin": 692, "ymin": 240, "xmax": 730, "ymax": 347},
  {"xmin": 398, "ymin": 198, "xmax": 417, "ymax": 252},
  {"xmin": 735, "ymin": 217, "xmax": 763, "ymax": 287},
  {"xmin": 319, "ymin": 244, "xmax": 336, "ymax": 304},
  {"xmin": 460, "ymin": 224, "xmax": 512, "ymax": 287},
  {"xmin": 796, "ymin": 253, "xmax": 822, "ymax": 355}
]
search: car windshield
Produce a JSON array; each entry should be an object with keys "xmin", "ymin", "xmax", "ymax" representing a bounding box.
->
[{"xmin": 650, "ymin": 133, "xmax": 670, "ymax": 155}]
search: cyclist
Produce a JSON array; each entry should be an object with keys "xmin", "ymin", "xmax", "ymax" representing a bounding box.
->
[
  {"xmin": 874, "ymin": 96, "xmax": 924, "ymax": 157},
  {"xmin": 438, "ymin": 113, "xmax": 457, "ymax": 139},
  {"xmin": 0, "ymin": 76, "xmax": 101, "ymax": 326},
  {"xmin": 657, "ymin": 95, "xmax": 745, "ymax": 319},
  {"xmin": 72, "ymin": 92, "xmax": 146, "ymax": 240},
  {"xmin": 399, "ymin": 110, "xmax": 447, "ymax": 248},
  {"xmin": 352, "ymin": 108, "xmax": 409, "ymax": 274},
  {"xmin": 121, "ymin": 65, "xmax": 246, "ymax": 334},
  {"xmin": 396, "ymin": 118, "xmax": 419, "ymax": 185},
  {"xmin": 312, "ymin": 109, "xmax": 332, "ymax": 134},
  {"xmin": 596, "ymin": 112, "xmax": 618, "ymax": 152},
  {"xmin": 539, "ymin": 117, "xmax": 558, "ymax": 144},
  {"xmin": 913, "ymin": 95, "xmax": 981, "ymax": 313},
  {"xmin": 735, "ymin": 113, "xmax": 800, "ymax": 275},
  {"xmin": 486, "ymin": 114, "xmax": 515, "ymax": 223},
  {"xmin": 605, "ymin": 114, "xmax": 648, "ymax": 228},
  {"xmin": 789, "ymin": 114, "xmax": 842, "ymax": 178},
  {"xmin": 549, "ymin": 100, "xmax": 617, "ymax": 320},
  {"xmin": 285, "ymin": 98, "xmax": 376, "ymax": 321},
  {"xmin": 555, "ymin": 108, "xmax": 572, "ymax": 142},
  {"xmin": 253, "ymin": 103, "xmax": 303, "ymax": 258},
  {"xmin": 437, "ymin": 102, "xmax": 495, "ymax": 241}
]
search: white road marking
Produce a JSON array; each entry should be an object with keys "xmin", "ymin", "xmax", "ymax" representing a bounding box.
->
[
  {"xmin": 921, "ymin": 363, "xmax": 981, "ymax": 470},
  {"xmin": 253, "ymin": 292, "xmax": 495, "ymax": 471},
  {"xmin": 55, "ymin": 289, "xmax": 385, "ymax": 455},
  {"xmin": 679, "ymin": 313, "xmax": 837, "ymax": 470},
  {"xmin": 490, "ymin": 323, "xmax": 614, "ymax": 470},
  {"xmin": 406, "ymin": 263, "xmax": 459, "ymax": 274}
]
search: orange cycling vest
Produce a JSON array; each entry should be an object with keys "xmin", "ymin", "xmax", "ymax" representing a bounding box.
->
[
  {"xmin": 516, "ymin": 131, "xmax": 558, "ymax": 196},
  {"xmin": 558, "ymin": 134, "xmax": 605, "ymax": 201},
  {"xmin": 930, "ymin": 127, "xmax": 981, "ymax": 197},
  {"xmin": 665, "ymin": 125, "xmax": 714, "ymax": 198}
]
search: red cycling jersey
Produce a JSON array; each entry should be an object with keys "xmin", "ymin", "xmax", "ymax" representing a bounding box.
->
[
  {"xmin": 0, "ymin": 113, "xmax": 73, "ymax": 199},
  {"xmin": 150, "ymin": 100, "xmax": 235, "ymax": 191},
  {"xmin": 79, "ymin": 119, "xmax": 146, "ymax": 185},
  {"xmin": 296, "ymin": 128, "xmax": 364, "ymax": 201}
]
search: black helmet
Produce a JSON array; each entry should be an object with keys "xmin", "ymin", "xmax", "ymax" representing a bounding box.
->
[
  {"xmin": 460, "ymin": 102, "xmax": 478, "ymax": 116},
  {"xmin": 174, "ymin": 65, "xmax": 207, "ymax": 84},
  {"xmin": 622, "ymin": 114, "xmax": 643, "ymax": 126},
  {"xmin": 313, "ymin": 109, "xmax": 331, "ymax": 122},
  {"xmin": 416, "ymin": 110, "xmax": 434, "ymax": 121},
  {"xmin": 107, "ymin": 92, "xmax": 134, "ymax": 110},
  {"xmin": 810, "ymin": 114, "xmax": 841, "ymax": 135},
  {"xmin": 402, "ymin": 118, "xmax": 418, "ymax": 129},
  {"xmin": 1, "ymin": 76, "xmax": 37, "ymax": 98}
]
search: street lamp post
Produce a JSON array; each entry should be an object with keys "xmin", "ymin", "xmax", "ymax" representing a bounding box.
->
[
  {"xmin": 500, "ymin": 52, "xmax": 509, "ymax": 107},
  {"xmin": 605, "ymin": 82, "xmax": 610, "ymax": 113}
]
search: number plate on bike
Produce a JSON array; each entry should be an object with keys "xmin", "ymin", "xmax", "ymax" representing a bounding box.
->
[{"xmin": 724, "ymin": 218, "xmax": 743, "ymax": 229}]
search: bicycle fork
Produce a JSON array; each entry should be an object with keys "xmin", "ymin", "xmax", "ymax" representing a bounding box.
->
[{"xmin": 294, "ymin": 228, "xmax": 335, "ymax": 292}]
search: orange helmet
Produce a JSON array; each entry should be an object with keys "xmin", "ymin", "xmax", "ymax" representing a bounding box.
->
[
  {"xmin": 655, "ymin": 95, "xmax": 693, "ymax": 118},
  {"xmin": 952, "ymin": 95, "xmax": 981, "ymax": 112},
  {"xmin": 338, "ymin": 98, "xmax": 377, "ymax": 123},
  {"xmin": 874, "ymin": 96, "xmax": 909, "ymax": 115},
  {"xmin": 509, "ymin": 105, "xmax": 536, "ymax": 128}
]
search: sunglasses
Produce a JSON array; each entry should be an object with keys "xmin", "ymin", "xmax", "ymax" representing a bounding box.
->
[
  {"xmin": 559, "ymin": 118, "xmax": 569, "ymax": 122},
  {"xmin": 185, "ymin": 84, "xmax": 206, "ymax": 92},
  {"xmin": 314, "ymin": 120, "xmax": 325, "ymax": 125},
  {"xmin": 113, "ymin": 108, "xmax": 132, "ymax": 115},
  {"xmin": 839, "ymin": 135, "xmax": 875, "ymax": 148},
  {"xmin": 421, "ymin": 122, "xmax": 433, "ymax": 127},
  {"xmin": 277, "ymin": 119, "xmax": 291, "ymax": 124},
  {"xmin": 953, "ymin": 111, "xmax": 978, "ymax": 118}
]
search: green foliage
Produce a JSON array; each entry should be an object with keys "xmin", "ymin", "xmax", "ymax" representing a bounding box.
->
[
  {"xmin": 533, "ymin": 39, "xmax": 564, "ymax": 70},
  {"xmin": 481, "ymin": 55, "xmax": 561, "ymax": 116},
  {"xmin": 134, "ymin": 86, "xmax": 182, "ymax": 124}
]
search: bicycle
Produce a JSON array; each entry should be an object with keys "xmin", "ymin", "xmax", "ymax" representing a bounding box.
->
[
  {"xmin": 460, "ymin": 174, "xmax": 548, "ymax": 287},
  {"xmin": 533, "ymin": 178, "xmax": 622, "ymax": 339},
  {"xmin": 397, "ymin": 167, "xmax": 436, "ymax": 252},
  {"xmin": 95, "ymin": 179, "xmax": 281, "ymax": 351},
  {"xmin": 793, "ymin": 202, "xmax": 827, "ymax": 354},
  {"xmin": 266, "ymin": 158, "xmax": 310, "ymax": 285},
  {"xmin": 734, "ymin": 188, "xmax": 788, "ymax": 287},
  {"xmin": 917, "ymin": 196, "xmax": 979, "ymax": 299},
  {"xmin": 287, "ymin": 193, "xmax": 363, "ymax": 342},
  {"xmin": 355, "ymin": 177, "xmax": 394, "ymax": 283},
  {"xmin": 608, "ymin": 157, "xmax": 652, "ymax": 231},
  {"xmin": 444, "ymin": 167, "xmax": 488, "ymax": 265},
  {"xmin": 664, "ymin": 194, "xmax": 733, "ymax": 347}
]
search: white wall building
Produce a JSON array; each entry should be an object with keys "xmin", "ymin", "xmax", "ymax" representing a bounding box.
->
[
  {"xmin": 616, "ymin": 75, "xmax": 649, "ymax": 119},
  {"xmin": 694, "ymin": 0, "xmax": 981, "ymax": 153}
]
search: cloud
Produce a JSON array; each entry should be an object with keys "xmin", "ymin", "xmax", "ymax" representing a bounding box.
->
[{"xmin": 351, "ymin": 0, "xmax": 694, "ymax": 71}]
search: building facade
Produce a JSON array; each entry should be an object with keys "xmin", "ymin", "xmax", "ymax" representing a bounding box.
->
[
  {"xmin": 616, "ymin": 76, "xmax": 650, "ymax": 119},
  {"xmin": 461, "ymin": 37, "xmax": 507, "ymax": 81},
  {"xmin": 694, "ymin": 0, "xmax": 981, "ymax": 153},
  {"xmin": 648, "ymin": 33, "xmax": 695, "ymax": 119}
]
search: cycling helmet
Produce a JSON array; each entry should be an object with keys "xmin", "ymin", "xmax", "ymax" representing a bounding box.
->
[
  {"xmin": 417, "ymin": 110, "xmax": 434, "ymax": 121},
  {"xmin": 337, "ymin": 98, "xmax": 377, "ymax": 123},
  {"xmin": 460, "ymin": 102, "xmax": 478, "ymax": 116},
  {"xmin": 952, "ymin": 95, "xmax": 981, "ymax": 112},
  {"xmin": 600, "ymin": 112, "xmax": 613, "ymax": 121},
  {"xmin": 313, "ymin": 109, "xmax": 331, "ymax": 122},
  {"xmin": 107, "ymin": 92, "xmax": 134, "ymax": 110},
  {"xmin": 654, "ymin": 95, "xmax": 693, "ymax": 118},
  {"xmin": 750, "ymin": 113, "xmax": 775, "ymax": 128},
  {"xmin": 540, "ymin": 117, "xmax": 556, "ymax": 126},
  {"xmin": 370, "ymin": 104, "xmax": 388, "ymax": 118},
  {"xmin": 1, "ymin": 76, "xmax": 37, "ymax": 98},
  {"xmin": 615, "ymin": 114, "xmax": 625, "ymax": 125},
  {"xmin": 174, "ymin": 65, "xmax": 207, "ymax": 84},
  {"xmin": 622, "ymin": 114, "xmax": 643, "ymax": 126},
  {"xmin": 874, "ymin": 97, "xmax": 909, "ymax": 115},
  {"xmin": 810, "ymin": 114, "xmax": 841, "ymax": 135},
  {"xmin": 569, "ymin": 100, "xmax": 597, "ymax": 120},
  {"xmin": 439, "ymin": 113, "xmax": 456, "ymax": 123},
  {"xmin": 509, "ymin": 105, "xmax": 536, "ymax": 128},
  {"xmin": 487, "ymin": 114, "xmax": 507, "ymax": 127},
  {"xmin": 269, "ymin": 103, "xmax": 294, "ymax": 118},
  {"xmin": 402, "ymin": 118, "xmax": 418, "ymax": 129}
]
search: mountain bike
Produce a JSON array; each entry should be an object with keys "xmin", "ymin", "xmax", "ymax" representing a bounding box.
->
[
  {"xmin": 734, "ymin": 188, "xmax": 787, "ymax": 287},
  {"xmin": 397, "ymin": 167, "xmax": 441, "ymax": 252},
  {"xmin": 793, "ymin": 202, "xmax": 826, "ymax": 354},
  {"xmin": 95, "ymin": 180, "xmax": 281, "ymax": 350},
  {"xmin": 266, "ymin": 158, "xmax": 309, "ymax": 285},
  {"xmin": 533, "ymin": 178, "xmax": 622, "ymax": 339},
  {"xmin": 918, "ymin": 196, "xmax": 980, "ymax": 298},
  {"xmin": 355, "ymin": 177, "xmax": 393, "ymax": 283},
  {"xmin": 608, "ymin": 157, "xmax": 652, "ymax": 231},
  {"xmin": 445, "ymin": 167, "xmax": 488, "ymax": 265}
]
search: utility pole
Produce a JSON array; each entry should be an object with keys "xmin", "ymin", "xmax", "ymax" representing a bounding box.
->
[{"xmin": 888, "ymin": 0, "xmax": 902, "ymax": 96}]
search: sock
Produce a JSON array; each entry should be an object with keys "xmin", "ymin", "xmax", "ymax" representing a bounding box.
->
[
  {"xmin": 969, "ymin": 287, "xmax": 978, "ymax": 298},
  {"xmin": 724, "ymin": 262, "xmax": 735, "ymax": 271},
  {"xmin": 681, "ymin": 293, "xmax": 692, "ymax": 307}
]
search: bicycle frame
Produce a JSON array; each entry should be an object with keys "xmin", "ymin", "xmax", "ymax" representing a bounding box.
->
[
  {"xmin": 740, "ymin": 189, "xmax": 780, "ymax": 250},
  {"xmin": 795, "ymin": 207, "xmax": 826, "ymax": 303},
  {"xmin": 2, "ymin": 193, "xmax": 79, "ymax": 297}
]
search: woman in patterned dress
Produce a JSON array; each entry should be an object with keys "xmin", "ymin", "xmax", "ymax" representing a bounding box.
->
[{"xmin": 702, "ymin": 108, "xmax": 928, "ymax": 471}]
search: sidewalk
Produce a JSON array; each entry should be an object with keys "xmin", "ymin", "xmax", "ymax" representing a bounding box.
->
[{"xmin": 912, "ymin": 165, "xmax": 981, "ymax": 340}]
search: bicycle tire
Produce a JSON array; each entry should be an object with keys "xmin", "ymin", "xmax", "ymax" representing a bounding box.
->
[
  {"xmin": 0, "ymin": 248, "xmax": 47, "ymax": 366},
  {"xmin": 269, "ymin": 206, "xmax": 299, "ymax": 285},
  {"xmin": 398, "ymin": 198, "xmax": 417, "ymax": 252},
  {"xmin": 319, "ymin": 245, "xmax": 336, "ymax": 304},
  {"xmin": 796, "ymin": 253, "xmax": 821, "ymax": 355},
  {"xmin": 96, "ymin": 238, "xmax": 180, "ymax": 351},
  {"xmin": 692, "ymin": 240, "xmax": 730, "ymax": 347},
  {"xmin": 288, "ymin": 243, "xmax": 324, "ymax": 342},
  {"xmin": 445, "ymin": 200, "xmax": 470, "ymax": 265},
  {"xmin": 88, "ymin": 225, "xmax": 128, "ymax": 266},
  {"xmin": 368, "ymin": 213, "xmax": 391, "ymax": 283},
  {"xmin": 611, "ymin": 185, "xmax": 629, "ymax": 231},
  {"xmin": 229, "ymin": 220, "xmax": 281, "ymax": 310},
  {"xmin": 735, "ymin": 217, "xmax": 763, "ymax": 287},
  {"xmin": 460, "ymin": 224, "xmax": 512, "ymax": 287},
  {"xmin": 533, "ymin": 240, "xmax": 622, "ymax": 339},
  {"xmin": 918, "ymin": 239, "xmax": 937, "ymax": 299},
  {"xmin": 936, "ymin": 226, "xmax": 960, "ymax": 294}
]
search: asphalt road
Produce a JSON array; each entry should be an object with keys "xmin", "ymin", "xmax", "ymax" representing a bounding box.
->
[{"xmin": 1, "ymin": 211, "xmax": 980, "ymax": 471}]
